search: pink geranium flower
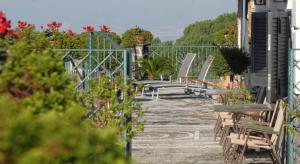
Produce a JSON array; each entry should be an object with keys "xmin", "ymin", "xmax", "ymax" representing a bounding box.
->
[
  {"xmin": 0, "ymin": 13, "xmax": 11, "ymax": 34},
  {"xmin": 18, "ymin": 21, "xmax": 27, "ymax": 29},
  {"xmin": 83, "ymin": 26, "xmax": 94, "ymax": 32},
  {"xmin": 100, "ymin": 24, "xmax": 110, "ymax": 32},
  {"xmin": 67, "ymin": 29, "xmax": 76, "ymax": 35},
  {"xmin": 0, "ymin": 11, "xmax": 15, "ymax": 36},
  {"xmin": 0, "ymin": 11, "xmax": 6, "ymax": 19},
  {"xmin": 8, "ymin": 29, "xmax": 17, "ymax": 35},
  {"xmin": 47, "ymin": 21, "xmax": 62, "ymax": 30}
]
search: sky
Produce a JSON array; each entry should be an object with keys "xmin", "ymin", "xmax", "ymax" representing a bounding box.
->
[{"xmin": 0, "ymin": 0, "xmax": 236, "ymax": 41}]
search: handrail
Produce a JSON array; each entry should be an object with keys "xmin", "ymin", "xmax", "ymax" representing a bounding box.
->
[{"xmin": 53, "ymin": 48, "xmax": 129, "ymax": 52}]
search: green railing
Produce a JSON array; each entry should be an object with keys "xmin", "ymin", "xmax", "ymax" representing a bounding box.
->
[
  {"xmin": 287, "ymin": 48, "xmax": 300, "ymax": 163},
  {"xmin": 54, "ymin": 32, "xmax": 132, "ymax": 90},
  {"xmin": 54, "ymin": 32, "xmax": 133, "ymax": 157},
  {"xmin": 149, "ymin": 45, "xmax": 219, "ymax": 79}
]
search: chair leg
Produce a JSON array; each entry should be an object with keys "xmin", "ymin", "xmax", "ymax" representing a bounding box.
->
[
  {"xmin": 220, "ymin": 125, "xmax": 230, "ymax": 145},
  {"xmin": 271, "ymin": 147, "xmax": 282, "ymax": 164},
  {"xmin": 156, "ymin": 88, "xmax": 160, "ymax": 101},
  {"xmin": 236, "ymin": 135, "xmax": 249, "ymax": 164},
  {"xmin": 214, "ymin": 114, "xmax": 221, "ymax": 132},
  {"xmin": 223, "ymin": 138, "xmax": 233, "ymax": 162},
  {"xmin": 230, "ymin": 144, "xmax": 240, "ymax": 164},
  {"xmin": 214, "ymin": 116, "xmax": 222, "ymax": 141},
  {"xmin": 141, "ymin": 87, "xmax": 145, "ymax": 96},
  {"xmin": 151, "ymin": 89, "xmax": 155, "ymax": 99}
]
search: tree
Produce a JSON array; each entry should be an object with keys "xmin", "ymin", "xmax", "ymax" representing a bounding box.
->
[
  {"xmin": 151, "ymin": 37, "xmax": 161, "ymax": 45},
  {"xmin": 176, "ymin": 13, "xmax": 237, "ymax": 46},
  {"xmin": 210, "ymin": 47, "xmax": 249, "ymax": 76},
  {"xmin": 213, "ymin": 22, "xmax": 237, "ymax": 46},
  {"xmin": 121, "ymin": 27, "xmax": 153, "ymax": 48}
]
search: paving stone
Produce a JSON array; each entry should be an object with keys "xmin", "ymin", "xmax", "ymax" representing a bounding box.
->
[
  {"xmin": 132, "ymin": 88, "xmax": 274, "ymax": 163},
  {"xmin": 132, "ymin": 89, "xmax": 224, "ymax": 163}
]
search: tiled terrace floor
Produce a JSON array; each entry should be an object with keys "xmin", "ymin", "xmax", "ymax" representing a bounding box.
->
[
  {"xmin": 132, "ymin": 89, "xmax": 224, "ymax": 164},
  {"xmin": 132, "ymin": 88, "xmax": 274, "ymax": 164}
]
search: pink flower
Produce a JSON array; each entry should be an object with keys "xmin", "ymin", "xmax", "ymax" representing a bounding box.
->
[
  {"xmin": 18, "ymin": 20, "xmax": 28, "ymax": 29},
  {"xmin": 83, "ymin": 26, "xmax": 94, "ymax": 32},
  {"xmin": 100, "ymin": 24, "xmax": 110, "ymax": 32},
  {"xmin": 0, "ymin": 11, "xmax": 12, "ymax": 35},
  {"xmin": 66, "ymin": 29, "xmax": 76, "ymax": 35},
  {"xmin": 8, "ymin": 29, "xmax": 17, "ymax": 35},
  {"xmin": 0, "ymin": 26, "xmax": 7, "ymax": 34},
  {"xmin": 47, "ymin": 21, "xmax": 62, "ymax": 30},
  {"xmin": 0, "ymin": 11, "xmax": 6, "ymax": 19},
  {"xmin": 17, "ymin": 21, "xmax": 33, "ymax": 30},
  {"xmin": 0, "ymin": 19, "xmax": 11, "ymax": 34}
]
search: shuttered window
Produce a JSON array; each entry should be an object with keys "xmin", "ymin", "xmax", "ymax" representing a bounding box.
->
[
  {"xmin": 251, "ymin": 12, "xmax": 268, "ymax": 86},
  {"xmin": 250, "ymin": 11, "xmax": 289, "ymax": 103},
  {"xmin": 268, "ymin": 12, "xmax": 289, "ymax": 102}
]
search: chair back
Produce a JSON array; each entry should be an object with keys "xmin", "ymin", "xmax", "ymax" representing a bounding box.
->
[
  {"xmin": 197, "ymin": 55, "xmax": 214, "ymax": 81},
  {"xmin": 269, "ymin": 100, "xmax": 280, "ymax": 127},
  {"xmin": 270, "ymin": 100, "xmax": 286, "ymax": 144},
  {"xmin": 255, "ymin": 86, "xmax": 266, "ymax": 104},
  {"xmin": 178, "ymin": 53, "xmax": 196, "ymax": 81}
]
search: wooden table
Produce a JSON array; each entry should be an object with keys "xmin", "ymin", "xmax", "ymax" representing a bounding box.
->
[
  {"xmin": 213, "ymin": 103, "xmax": 275, "ymax": 130},
  {"xmin": 213, "ymin": 104, "xmax": 274, "ymax": 112}
]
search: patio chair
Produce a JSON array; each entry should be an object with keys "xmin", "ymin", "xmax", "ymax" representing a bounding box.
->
[
  {"xmin": 148, "ymin": 55, "xmax": 214, "ymax": 100},
  {"xmin": 138, "ymin": 53, "xmax": 196, "ymax": 96},
  {"xmin": 225, "ymin": 99, "xmax": 286, "ymax": 164},
  {"xmin": 222, "ymin": 100, "xmax": 280, "ymax": 161},
  {"xmin": 214, "ymin": 87, "xmax": 267, "ymax": 142}
]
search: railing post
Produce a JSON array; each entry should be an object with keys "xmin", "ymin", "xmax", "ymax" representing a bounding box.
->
[
  {"xmin": 287, "ymin": 48, "xmax": 294, "ymax": 164},
  {"xmin": 88, "ymin": 32, "xmax": 94, "ymax": 79},
  {"xmin": 123, "ymin": 50, "xmax": 128, "ymax": 85}
]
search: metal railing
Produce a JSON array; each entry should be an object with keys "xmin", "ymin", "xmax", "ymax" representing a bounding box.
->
[
  {"xmin": 149, "ymin": 45, "xmax": 219, "ymax": 79},
  {"xmin": 55, "ymin": 32, "xmax": 133, "ymax": 157},
  {"xmin": 287, "ymin": 48, "xmax": 300, "ymax": 163},
  {"xmin": 54, "ymin": 32, "xmax": 132, "ymax": 90}
]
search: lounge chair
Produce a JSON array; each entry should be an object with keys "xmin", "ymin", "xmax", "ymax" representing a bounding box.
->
[
  {"xmin": 148, "ymin": 55, "xmax": 214, "ymax": 100},
  {"xmin": 138, "ymin": 53, "xmax": 196, "ymax": 96}
]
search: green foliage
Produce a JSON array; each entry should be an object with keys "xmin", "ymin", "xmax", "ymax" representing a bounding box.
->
[
  {"xmin": 137, "ymin": 56, "xmax": 172, "ymax": 80},
  {"xmin": 0, "ymin": 24, "xmax": 138, "ymax": 163},
  {"xmin": 77, "ymin": 76, "xmax": 144, "ymax": 139},
  {"xmin": 224, "ymin": 89, "xmax": 255, "ymax": 105},
  {"xmin": 176, "ymin": 13, "xmax": 237, "ymax": 45},
  {"xmin": 151, "ymin": 37, "xmax": 161, "ymax": 45},
  {"xmin": 210, "ymin": 51, "xmax": 231, "ymax": 76},
  {"xmin": 0, "ymin": 40, "xmax": 75, "ymax": 113},
  {"xmin": 213, "ymin": 22, "xmax": 237, "ymax": 46},
  {"xmin": 0, "ymin": 96, "xmax": 128, "ymax": 164},
  {"xmin": 109, "ymin": 32, "xmax": 122, "ymax": 45},
  {"xmin": 211, "ymin": 48, "xmax": 249, "ymax": 76},
  {"xmin": 121, "ymin": 27, "xmax": 153, "ymax": 48}
]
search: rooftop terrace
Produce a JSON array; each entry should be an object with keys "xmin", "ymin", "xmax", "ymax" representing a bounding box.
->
[{"xmin": 132, "ymin": 88, "xmax": 273, "ymax": 164}]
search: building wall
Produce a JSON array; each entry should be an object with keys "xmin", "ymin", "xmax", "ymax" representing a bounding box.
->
[{"xmin": 289, "ymin": 0, "xmax": 300, "ymax": 94}]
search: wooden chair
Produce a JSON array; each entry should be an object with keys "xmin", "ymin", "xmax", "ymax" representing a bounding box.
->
[
  {"xmin": 222, "ymin": 100, "xmax": 280, "ymax": 162},
  {"xmin": 214, "ymin": 87, "xmax": 267, "ymax": 142},
  {"xmin": 225, "ymin": 100, "xmax": 286, "ymax": 164}
]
